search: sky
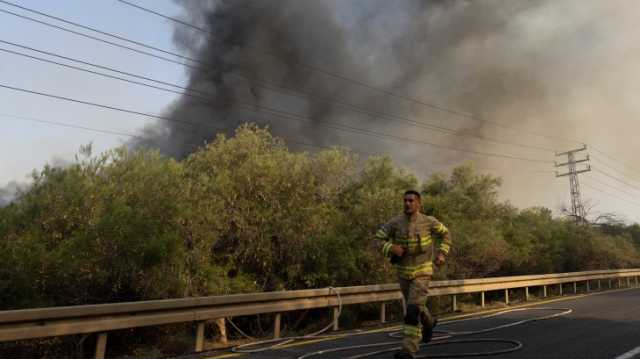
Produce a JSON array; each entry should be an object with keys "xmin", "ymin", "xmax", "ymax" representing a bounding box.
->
[
  {"xmin": 1, "ymin": 0, "xmax": 639, "ymax": 223},
  {"xmin": 0, "ymin": 0, "xmax": 182, "ymax": 182}
]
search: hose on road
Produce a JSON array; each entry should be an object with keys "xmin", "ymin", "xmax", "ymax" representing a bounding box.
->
[
  {"xmin": 229, "ymin": 288, "xmax": 572, "ymax": 358},
  {"xmin": 301, "ymin": 307, "xmax": 572, "ymax": 358},
  {"xmin": 230, "ymin": 287, "xmax": 344, "ymax": 354}
]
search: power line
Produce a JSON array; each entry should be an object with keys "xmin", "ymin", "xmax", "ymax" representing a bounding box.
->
[
  {"xmin": 590, "ymin": 155, "xmax": 640, "ymax": 187},
  {"xmin": 233, "ymin": 98, "xmax": 554, "ymax": 164},
  {"xmin": 0, "ymin": 46, "xmax": 554, "ymax": 164},
  {"xmin": 0, "ymin": 83, "xmax": 339, "ymax": 153},
  {"xmin": 432, "ymin": 162, "xmax": 554, "ymax": 175},
  {"xmin": 591, "ymin": 148, "xmax": 640, "ymax": 181},
  {"xmin": 0, "ymin": 45, "xmax": 399, "ymax": 153},
  {"xmin": 581, "ymin": 181, "xmax": 640, "ymax": 209},
  {"xmin": 0, "ymin": 82, "xmax": 224, "ymax": 131},
  {"xmin": 0, "ymin": 0, "xmax": 196, "ymax": 64},
  {"xmin": 3, "ymin": 112, "xmax": 554, "ymax": 177},
  {"xmin": 1, "ymin": 112, "xmax": 142, "ymax": 139},
  {"xmin": 592, "ymin": 168, "xmax": 640, "ymax": 193},
  {"xmin": 235, "ymin": 71, "xmax": 557, "ymax": 152},
  {"xmin": 0, "ymin": 8, "xmax": 193, "ymax": 68},
  {"xmin": 0, "ymin": 5, "xmax": 558, "ymax": 154},
  {"xmin": 6, "ymin": 116, "xmax": 557, "ymax": 184},
  {"xmin": 0, "ymin": 39, "xmax": 201, "ymax": 93},
  {"xmin": 117, "ymin": 0, "xmax": 207, "ymax": 34},
  {"xmin": 592, "ymin": 146, "xmax": 640, "ymax": 173},
  {"xmin": 0, "ymin": 112, "xmax": 329, "ymax": 152},
  {"xmin": 586, "ymin": 174, "xmax": 640, "ymax": 198},
  {"xmin": 0, "ymin": 45, "xmax": 190, "ymax": 98}
]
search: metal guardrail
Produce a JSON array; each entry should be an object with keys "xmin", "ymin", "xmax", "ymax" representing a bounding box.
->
[{"xmin": 2, "ymin": 268, "xmax": 640, "ymax": 358}]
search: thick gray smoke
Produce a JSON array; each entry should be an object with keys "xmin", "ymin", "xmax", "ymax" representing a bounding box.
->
[
  {"xmin": 0, "ymin": 181, "xmax": 24, "ymax": 207},
  {"xmin": 133, "ymin": 0, "xmax": 378, "ymax": 158},
  {"xmin": 132, "ymin": 0, "xmax": 640, "ymax": 212}
]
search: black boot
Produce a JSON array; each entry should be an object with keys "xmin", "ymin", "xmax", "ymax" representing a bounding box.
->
[
  {"xmin": 421, "ymin": 317, "xmax": 438, "ymax": 344},
  {"xmin": 394, "ymin": 349, "xmax": 416, "ymax": 359}
]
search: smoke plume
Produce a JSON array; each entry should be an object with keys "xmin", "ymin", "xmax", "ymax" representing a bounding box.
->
[
  {"xmin": 0, "ymin": 181, "xmax": 24, "ymax": 207},
  {"xmin": 132, "ymin": 0, "xmax": 640, "ymax": 211}
]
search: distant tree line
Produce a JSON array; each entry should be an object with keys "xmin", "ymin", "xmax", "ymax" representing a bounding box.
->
[{"xmin": 2, "ymin": 124, "xmax": 640, "ymax": 312}]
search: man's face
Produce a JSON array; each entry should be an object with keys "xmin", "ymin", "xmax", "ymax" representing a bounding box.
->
[{"xmin": 403, "ymin": 194, "xmax": 421, "ymax": 215}]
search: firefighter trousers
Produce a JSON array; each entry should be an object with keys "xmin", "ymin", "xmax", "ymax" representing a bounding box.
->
[{"xmin": 398, "ymin": 275, "xmax": 434, "ymax": 355}]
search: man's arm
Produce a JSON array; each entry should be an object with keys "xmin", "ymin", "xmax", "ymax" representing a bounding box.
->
[
  {"xmin": 431, "ymin": 219, "xmax": 451, "ymax": 265},
  {"xmin": 375, "ymin": 220, "xmax": 404, "ymax": 258}
]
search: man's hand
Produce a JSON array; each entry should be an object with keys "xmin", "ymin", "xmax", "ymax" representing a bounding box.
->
[
  {"xmin": 390, "ymin": 245, "xmax": 405, "ymax": 257},
  {"xmin": 434, "ymin": 253, "xmax": 446, "ymax": 267}
]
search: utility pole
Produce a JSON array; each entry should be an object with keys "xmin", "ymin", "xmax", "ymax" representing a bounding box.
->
[{"xmin": 555, "ymin": 145, "xmax": 591, "ymax": 222}]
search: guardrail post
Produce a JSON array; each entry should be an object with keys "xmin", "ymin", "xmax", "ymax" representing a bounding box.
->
[
  {"xmin": 380, "ymin": 302, "xmax": 386, "ymax": 323},
  {"xmin": 598, "ymin": 280, "xmax": 602, "ymax": 290},
  {"xmin": 618, "ymin": 278, "xmax": 622, "ymax": 288},
  {"xmin": 573, "ymin": 282, "xmax": 577, "ymax": 294},
  {"xmin": 559, "ymin": 283, "xmax": 563, "ymax": 296},
  {"xmin": 481, "ymin": 292, "xmax": 485, "ymax": 308},
  {"xmin": 543, "ymin": 285, "xmax": 547, "ymax": 297},
  {"xmin": 94, "ymin": 333, "xmax": 108, "ymax": 359},
  {"xmin": 274, "ymin": 313, "xmax": 282, "ymax": 339},
  {"xmin": 216, "ymin": 318, "xmax": 227, "ymax": 345},
  {"xmin": 452, "ymin": 295, "xmax": 458, "ymax": 312},
  {"xmin": 586, "ymin": 281, "xmax": 590, "ymax": 292},
  {"xmin": 505, "ymin": 289, "xmax": 509, "ymax": 305},
  {"xmin": 525, "ymin": 287, "xmax": 529, "ymax": 301},
  {"xmin": 332, "ymin": 307, "xmax": 339, "ymax": 331},
  {"xmin": 627, "ymin": 277, "xmax": 631, "ymax": 287},
  {"xmin": 195, "ymin": 321, "xmax": 206, "ymax": 352}
]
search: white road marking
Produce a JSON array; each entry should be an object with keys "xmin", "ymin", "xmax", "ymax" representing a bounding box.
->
[{"xmin": 615, "ymin": 346, "xmax": 640, "ymax": 359}]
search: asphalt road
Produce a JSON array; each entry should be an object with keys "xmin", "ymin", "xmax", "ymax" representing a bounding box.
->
[{"xmin": 196, "ymin": 288, "xmax": 640, "ymax": 359}]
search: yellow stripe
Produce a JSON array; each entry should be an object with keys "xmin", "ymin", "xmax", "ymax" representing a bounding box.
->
[
  {"xmin": 439, "ymin": 243, "xmax": 450, "ymax": 254},
  {"xmin": 395, "ymin": 237, "xmax": 432, "ymax": 246},
  {"xmin": 403, "ymin": 324, "xmax": 421, "ymax": 337},
  {"xmin": 419, "ymin": 237, "xmax": 432, "ymax": 247},
  {"xmin": 382, "ymin": 242, "xmax": 393, "ymax": 257},
  {"xmin": 397, "ymin": 262, "xmax": 433, "ymax": 271},
  {"xmin": 394, "ymin": 239, "xmax": 417, "ymax": 245},
  {"xmin": 396, "ymin": 269, "xmax": 432, "ymax": 276},
  {"xmin": 396, "ymin": 262, "xmax": 434, "ymax": 278}
]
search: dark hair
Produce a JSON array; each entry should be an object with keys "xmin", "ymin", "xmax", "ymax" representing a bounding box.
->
[{"xmin": 404, "ymin": 190, "xmax": 421, "ymax": 199}]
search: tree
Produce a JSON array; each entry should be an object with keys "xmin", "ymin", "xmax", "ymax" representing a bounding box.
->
[{"xmin": 0, "ymin": 148, "xmax": 192, "ymax": 308}]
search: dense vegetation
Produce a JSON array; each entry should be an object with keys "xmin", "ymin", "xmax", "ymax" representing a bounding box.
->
[
  {"xmin": 2, "ymin": 124, "xmax": 640, "ymax": 311},
  {"xmin": 1, "ymin": 124, "xmax": 639, "ymax": 356}
]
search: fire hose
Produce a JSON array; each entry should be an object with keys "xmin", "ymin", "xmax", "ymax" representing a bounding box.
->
[{"xmin": 228, "ymin": 287, "xmax": 572, "ymax": 358}]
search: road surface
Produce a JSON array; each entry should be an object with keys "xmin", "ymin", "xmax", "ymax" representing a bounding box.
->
[{"xmin": 189, "ymin": 288, "xmax": 640, "ymax": 359}]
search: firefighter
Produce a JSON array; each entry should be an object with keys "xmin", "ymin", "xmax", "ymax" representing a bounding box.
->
[{"xmin": 375, "ymin": 190, "xmax": 451, "ymax": 359}]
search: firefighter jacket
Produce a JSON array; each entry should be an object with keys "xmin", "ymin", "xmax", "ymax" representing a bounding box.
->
[{"xmin": 375, "ymin": 213, "xmax": 451, "ymax": 279}]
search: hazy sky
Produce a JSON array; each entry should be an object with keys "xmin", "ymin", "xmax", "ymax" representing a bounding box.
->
[
  {"xmin": 1, "ymin": 0, "xmax": 639, "ymax": 223},
  {"xmin": 0, "ymin": 0, "xmax": 181, "ymax": 183}
]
